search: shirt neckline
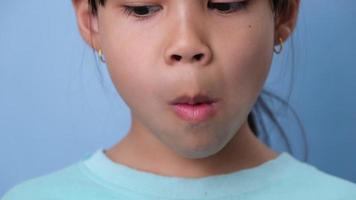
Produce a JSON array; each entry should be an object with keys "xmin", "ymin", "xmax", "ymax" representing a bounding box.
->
[{"xmin": 81, "ymin": 148, "xmax": 298, "ymax": 199}]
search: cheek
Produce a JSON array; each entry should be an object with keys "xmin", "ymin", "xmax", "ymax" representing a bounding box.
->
[
  {"xmin": 102, "ymin": 34, "xmax": 158, "ymax": 111},
  {"xmin": 107, "ymin": 63, "xmax": 158, "ymax": 116},
  {"xmin": 99, "ymin": 14, "xmax": 158, "ymax": 105},
  {"xmin": 216, "ymin": 24, "xmax": 274, "ymax": 115},
  {"xmin": 230, "ymin": 30, "xmax": 273, "ymax": 92}
]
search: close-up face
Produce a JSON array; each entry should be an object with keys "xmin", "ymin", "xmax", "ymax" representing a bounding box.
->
[{"xmin": 73, "ymin": 0, "xmax": 297, "ymax": 159}]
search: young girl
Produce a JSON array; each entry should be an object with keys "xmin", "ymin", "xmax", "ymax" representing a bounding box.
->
[{"xmin": 2, "ymin": 0, "xmax": 356, "ymax": 199}]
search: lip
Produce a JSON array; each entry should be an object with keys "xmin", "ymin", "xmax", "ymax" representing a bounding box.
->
[
  {"xmin": 169, "ymin": 94, "xmax": 218, "ymax": 105},
  {"xmin": 171, "ymin": 102, "xmax": 218, "ymax": 123},
  {"xmin": 169, "ymin": 93, "xmax": 220, "ymax": 123}
]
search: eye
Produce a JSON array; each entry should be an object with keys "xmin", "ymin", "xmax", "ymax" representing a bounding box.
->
[
  {"xmin": 208, "ymin": 1, "xmax": 248, "ymax": 14},
  {"xmin": 121, "ymin": 5, "xmax": 161, "ymax": 21},
  {"xmin": 121, "ymin": 1, "xmax": 248, "ymax": 22}
]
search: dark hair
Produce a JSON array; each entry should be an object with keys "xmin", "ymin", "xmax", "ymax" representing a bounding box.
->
[{"xmin": 87, "ymin": 0, "xmax": 308, "ymax": 161}]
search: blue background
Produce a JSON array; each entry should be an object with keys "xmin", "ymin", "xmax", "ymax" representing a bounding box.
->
[{"xmin": 1, "ymin": 0, "xmax": 355, "ymax": 196}]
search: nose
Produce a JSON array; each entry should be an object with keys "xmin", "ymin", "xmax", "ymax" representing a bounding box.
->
[{"xmin": 164, "ymin": 19, "xmax": 212, "ymax": 66}]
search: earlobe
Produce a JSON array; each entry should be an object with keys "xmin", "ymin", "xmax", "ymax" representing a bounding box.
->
[
  {"xmin": 275, "ymin": 26, "xmax": 292, "ymax": 44},
  {"xmin": 274, "ymin": 0, "xmax": 300, "ymax": 44},
  {"xmin": 72, "ymin": 0, "xmax": 100, "ymax": 50}
]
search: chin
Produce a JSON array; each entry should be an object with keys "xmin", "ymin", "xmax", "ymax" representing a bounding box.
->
[{"xmin": 172, "ymin": 140, "xmax": 226, "ymax": 160}]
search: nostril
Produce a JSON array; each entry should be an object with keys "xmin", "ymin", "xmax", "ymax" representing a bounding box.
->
[
  {"xmin": 194, "ymin": 53, "xmax": 204, "ymax": 61},
  {"xmin": 171, "ymin": 54, "xmax": 182, "ymax": 61},
  {"xmin": 170, "ymin": 53, "xmax": 205, "ymax": 63}
]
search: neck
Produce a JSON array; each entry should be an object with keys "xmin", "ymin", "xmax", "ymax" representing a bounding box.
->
[{"xmin": 105, "ymin": 120, "xmax": 278, "ymax": 178}]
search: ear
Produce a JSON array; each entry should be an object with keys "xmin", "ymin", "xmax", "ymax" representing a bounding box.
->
[
  {"xmin": 274, "ymin": 0, "xmax": 301, "ymax": 44},
  {"xmin": 72, "ymin": 0, "xmax": 101, "ymax": 50}
]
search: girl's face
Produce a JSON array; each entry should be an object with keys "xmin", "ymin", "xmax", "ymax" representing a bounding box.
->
[{"xmin": 86, "ymin": 0, "xmax": 279, "ymax": 158}]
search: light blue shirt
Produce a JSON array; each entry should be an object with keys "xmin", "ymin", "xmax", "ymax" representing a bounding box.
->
[{"xmin": 2, "ymin": 148, "xmax": 356, "ymax": 199}]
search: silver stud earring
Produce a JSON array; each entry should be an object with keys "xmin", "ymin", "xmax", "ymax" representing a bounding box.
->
[
  {"xmin": 97, "ymin": 49, "xmax": 106, "ymax": 63},
  {"xmin": 273, "ymin": 37, "xmax": 284, "ymax": 54}
]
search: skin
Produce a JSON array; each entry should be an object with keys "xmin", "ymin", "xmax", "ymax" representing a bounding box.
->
[{"xmin": 72, "ymin": 0, "xmax": 300, "ymax": 178}]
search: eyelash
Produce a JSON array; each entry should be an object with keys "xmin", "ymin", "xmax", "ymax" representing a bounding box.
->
[{"xmin": 121, "ymin": 1, "xmax": 249, "ymax": 22}]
